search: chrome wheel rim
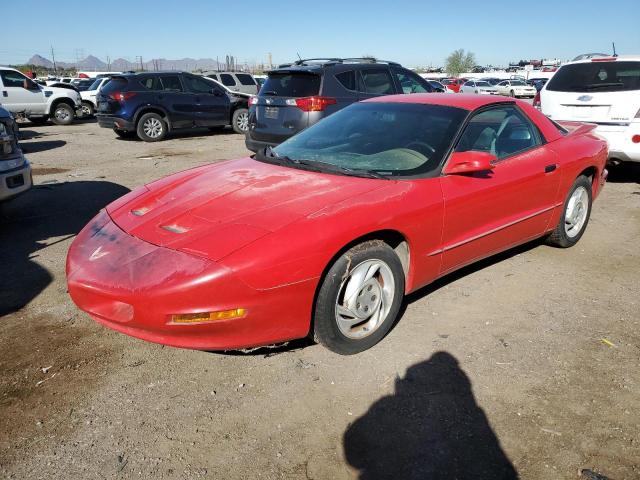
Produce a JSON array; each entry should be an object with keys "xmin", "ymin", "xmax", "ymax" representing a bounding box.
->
[
  {"xmin": 236, "ymin": 112, "xmax": 249, "ymax": 131},
  {"xmin": 55, "ymin": 107, "xmax": 70, "ymax": 121},
  {"xmin": 335, "ymin": 259, "xmax": 395, "ymax": 339},
  {"xmin": 80, "ymin": 105, "xmax": 91, "ymax": 116},
  {"xmin": 143, "ymin": 118, "xmax": 163, "ymax": 138},
  {"xmin": 565, "ymin": 186, "xmax": 589, "ymax": 238}
]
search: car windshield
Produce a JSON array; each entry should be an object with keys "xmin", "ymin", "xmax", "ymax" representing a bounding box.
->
[
  {"xmin": 476, "ymin": 81, "xmax": 491, "ymax": 87},
  {"xmin": 88, "ymin": 78, "xmax": 102, "ymax": 90},
  {"xmin": 511, "ymin": 80, "xmax": 526, "ymax": 86},
  {"xmin": 261, "ymin": 102, "xmax": 467, "ymax": 177},
  {"xmin": 546, "ymin": 61, "xmax": 640, "ymax": 92}
]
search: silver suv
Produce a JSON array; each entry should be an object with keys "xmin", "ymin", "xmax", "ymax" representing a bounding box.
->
[{"xmin": 203, "ymin": 71, "xmax": 259, "ymax": 95}]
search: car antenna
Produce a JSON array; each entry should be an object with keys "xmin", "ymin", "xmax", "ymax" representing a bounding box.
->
[{"xmin": 612, "ymin": 41, "xmax": 617, "ymax": 57}]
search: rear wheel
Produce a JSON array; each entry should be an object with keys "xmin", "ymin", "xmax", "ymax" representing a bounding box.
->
[
  {"xmin": 547, "ymin": 175, "xmax": 592, "ymax": 248},
  {"xmin": 80, "ymin": 101, "xmax": 94, "ymax": 117},
  {"xmin": 136, "ymin": 113, "xmax": 167, "ymax": 142},
  {"xmin": 313, "ymin": 241, "xmax": 405, "ymax": 355},
  {"xmin": 232, "ymin": 108, "xmax": 249, "ymax": 134},
  {"xmin": 50, "ymin": 103, "xmax": 74, "ymax": 125}
]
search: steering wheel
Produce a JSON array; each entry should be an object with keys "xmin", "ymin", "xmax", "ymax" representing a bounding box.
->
[{"xmin": 405, "ymin": 140, "xmax": 436, "ymax": 158}]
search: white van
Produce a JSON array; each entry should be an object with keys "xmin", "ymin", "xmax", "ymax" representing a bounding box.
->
[{"xmin": 538, "ymin": 56, "xmax": 640, "ymax": 163}]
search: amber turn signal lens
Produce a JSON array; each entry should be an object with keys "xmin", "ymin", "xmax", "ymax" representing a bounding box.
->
[{"xmin": 170, "ymin": 308, "xmax": 246, "ymax": 324}]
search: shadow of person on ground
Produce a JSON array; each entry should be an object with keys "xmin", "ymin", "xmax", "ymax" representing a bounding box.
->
[
  {"xmin": 20, "ymin": 140, "xmax": 66, "ymax": 154},
  {"xmin": 0, "ymin": 180, "xmax": 130, "ymax": 317},
  {"xmin": 344, "ymin": 352, "xmax": 519, "ymax": 480}
]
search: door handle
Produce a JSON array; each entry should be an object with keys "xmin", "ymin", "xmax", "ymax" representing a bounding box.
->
[
  {"xmin": 544, "ymin": 164, "xmax": 557, "ymax": 173},
  {"xmin": 2, "ymin": 91, "xmax": 7, "ymax": 97}
]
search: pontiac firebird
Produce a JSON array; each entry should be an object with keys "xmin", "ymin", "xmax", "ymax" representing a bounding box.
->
[{"xmin": 66, "ymin": 94, "xmax": 607, "ymax": 355}]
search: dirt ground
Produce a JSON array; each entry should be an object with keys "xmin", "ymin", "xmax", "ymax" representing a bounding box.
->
[{"xmin": 0, "ymin": 118, "xmax": 638, "ymax": 480}]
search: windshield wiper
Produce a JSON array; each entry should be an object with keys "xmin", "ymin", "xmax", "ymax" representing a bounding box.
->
[
  {"xmin": 574, "ymin": 82, "xmax": 624, "ymax": 90},
  {"xmin": 294, "ymin": 158, "xmax": 388, "ymax": 179}
]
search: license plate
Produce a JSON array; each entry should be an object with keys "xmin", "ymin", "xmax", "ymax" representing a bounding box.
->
[{"xmin": 264, "ymin": 107, "xmax": 279, "ymax": 119}]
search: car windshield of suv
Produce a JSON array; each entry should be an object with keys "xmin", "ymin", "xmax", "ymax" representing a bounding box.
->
[
  {"xmin": 88, "ymin": 78, "xmax": 102, "ymax": 90},
  {"xmin": 511, "ymin": 80, "xmax": 526, "ymax": 86},
  {"xmin": 546, "ymin": 61, "xmax": 640, "ymax": 92},
  {"xmin": 260, "ymin": 102, "xmax": 467, "ymax": 177},
  {"xmin": 260, "ymin": 72, "xmax": 321, "ymax": 97}
]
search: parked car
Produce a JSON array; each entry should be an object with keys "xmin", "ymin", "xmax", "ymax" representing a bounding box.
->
[
  {"xmin": 440, "ymin": 78, "xmax": 467, "ymax": 93},
  {"xmin": 538, "ymin": 55, "xmax": 640, "ymax": 164},
  {"xmin": 530, "ymin": 78, "xmax": 548, "ymax": 92},
  {"xmin": 459, "ymin": 79, "xmax": 498, "ymax": 95},
  {"xmin": 80, "ymin": 77, "xmax": 112, "ymax": 117},
  {"xmin": 245, "ymin": 57, "xmax": 437, "ymax": 152},
  {"xmin": 204, "ymin": 72, "xmax": 260, "ymax": 95},
  {"xmin": 482, "ymin": 77, "xmax": 502, "ymax": 86},
  {"xmin": 495, "ymin": 79, "xmax": 537, "ymax": 98},
  {"xmin": 0, "ymin": 67, "xmax": 82, "ymax": 125},
  {"xmin": 72, "ymin": 78, "xmax": 97, "ymax": 92},
  {"xmin": 67, "ymin": 94, "xmax": 607, "ymax": 355},
  {"xmin": 0, "ymin": 106, "xmax": 31, "ymax": 201},
  {"xmin": 202, "ymin": 77, "xmax": 250, "ymax": 133},
  {"xmin": 427, "ymin": 80, "xmax": 446, "ymax": 92},
  {"xmin": 96, "ymin": 71, "xmax": 249, "ymax": 141}
]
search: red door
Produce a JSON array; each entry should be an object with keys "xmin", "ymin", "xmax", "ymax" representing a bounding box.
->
[{"xmin": 438, "ymin": 105, "xmax": 561, "ymax": 276}]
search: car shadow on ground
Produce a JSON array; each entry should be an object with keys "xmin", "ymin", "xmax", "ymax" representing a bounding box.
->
[
  {"xmin": 20, "ymin": 140, "xmax": 67, "ymax": 154},
  {"xmin": 114, "ymin": 127, "xmax": 239, "ymax": 142},
  {"xmin": 343, "ymin": 351, "xmax": 519, "ymax": 479},
  {"xmin": 0, "ymin": 180, "xmax": 130, "ymax": 317},
  {"xmin": 606, "ymin": 162, "xmax": 640, "ymax": 184}
]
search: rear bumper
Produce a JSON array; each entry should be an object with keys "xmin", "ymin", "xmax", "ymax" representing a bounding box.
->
[
  {"xmin": 595, "ymin": 123, "xmax": 640, "ymax": 163},
  {"xmin": 0, "ymin": 160, "xmax": 32, "ymax": 201},
  {"xmin": 96, "ymin": 114, "xmax": 135, "ymax": 131},
  {"xmin": 245, "ymin": 133, "xmax": 279, "ymax": 153},
  {"xmin": 66, "ymin": 211, "xmax": 314, "ymax": 350}
]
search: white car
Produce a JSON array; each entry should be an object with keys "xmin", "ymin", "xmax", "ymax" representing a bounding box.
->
[
  {"xmin": 0, "ymin": 68, "xmax": 82, "ymax": 125},
  {"xmin": 539, "ymin": 55, "xmax": 640, "ymax": 163},
  {"xmin": 495, "ymin": 79, "xmax": 537, "ymax": 98},
  {"xmin": 459, "ymin": 79, "xmax": 498, "ymax": 95},
  {"xmin": 80, "ymin": 77, "xmax": 111, "ymax": 117}
]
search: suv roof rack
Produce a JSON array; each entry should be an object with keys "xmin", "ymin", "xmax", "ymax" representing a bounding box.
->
[{"xmin": 277, "ymin": 57, "xmax": 401, "ymax": 68}]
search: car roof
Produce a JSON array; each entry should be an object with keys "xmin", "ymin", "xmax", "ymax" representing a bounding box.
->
[
  {"xmin": 563, "ymin": 55, "xmax": 640, "ymax": 66},
  {"xmin": 364, "ymin": 93, "xmax": 520, "ymax": 111}
]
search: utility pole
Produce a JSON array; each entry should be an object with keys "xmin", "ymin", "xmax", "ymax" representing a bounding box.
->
[
  {"xmin": 106, "ymin": 55, "xmax": 111, "ymax": 70},
  {"xmin": 50, "ymin": 45, "xmax": 57, "ymax": 75},
  {"xmin": 136, "ymin": 56, "xmax": 144, "ymax": 71}
]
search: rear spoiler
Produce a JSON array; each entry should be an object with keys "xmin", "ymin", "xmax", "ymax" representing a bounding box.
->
[{"xmin": 556, "ymin": 121, "xmax": 598, "ymax": 136}]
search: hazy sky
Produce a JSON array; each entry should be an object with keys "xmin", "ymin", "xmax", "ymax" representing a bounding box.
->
[{"xmin": 2, "ymin": 0, "xmax": 639, "ymax": 67}]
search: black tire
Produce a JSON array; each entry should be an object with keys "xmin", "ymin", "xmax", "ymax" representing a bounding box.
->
[
  {"xmin": 231, "ymin": 108, "xmax": 249, "ymax": 134},
  {"xmin": 510, "ymin": 90, "xmax": 516, "ymax": 97},
  {"xmin": 113, "ymin": 128, "xmax": 136, "ymax": 139},
  {"xmin": 313, "ymin": 240, "xmax": 405, "ymax": 355},
  {"xmin": 50, "ymin": 103, "xmax": 74, "ymax": 125},
  {"xmin": 80, "ymin": 101, "xmax": 95, "ymax": 117},
  {"xmin": 546, "ymin": 175, "xmax": 593, "ymax": 248},
  {"xmin": 136, "ymin": 112, "xmax": 167, "ymax": 142}
]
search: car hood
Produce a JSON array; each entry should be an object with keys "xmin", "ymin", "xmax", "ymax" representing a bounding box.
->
[{"xmin": 107, "ymin": 157, "xmax": 389, "ymax": 261}]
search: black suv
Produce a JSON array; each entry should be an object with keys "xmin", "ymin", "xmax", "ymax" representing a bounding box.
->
[
  {"xmin": 96, "ymin": 71, "xmax": 249, "ymax": 141},
  {"xmin": 245, "ymin": 58, "xmax": 437, "ymax": 152}
]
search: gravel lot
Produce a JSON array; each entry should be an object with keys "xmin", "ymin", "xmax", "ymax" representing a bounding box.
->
[{"xmin": 1, "ymin": 118, "xmax": 639, "ymax": 479}]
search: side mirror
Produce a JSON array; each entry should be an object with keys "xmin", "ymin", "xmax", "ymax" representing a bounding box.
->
[{"xmin": 443, "ymin": 151, "xmax": 496, "ymax": 175}]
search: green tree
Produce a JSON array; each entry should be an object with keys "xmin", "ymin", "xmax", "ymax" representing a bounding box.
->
[{"xmin": 445, "ymin": 49, "xmax": 476, "ymax": 77}]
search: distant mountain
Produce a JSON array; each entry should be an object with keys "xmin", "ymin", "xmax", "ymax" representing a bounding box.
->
[
  {"xmin": 23, "ymin": 54, "xmax": 222, "ymax": 72},
  {"xmin": 26, "ymin": 54, "xmax": 54, "ymax": 68}
]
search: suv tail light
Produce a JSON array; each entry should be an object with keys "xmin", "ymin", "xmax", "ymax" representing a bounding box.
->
[
  {"xmin": 108, "ymin": 92, "xmax": 137, "ymax": 102},
  {"xmin": 248, "ymin": 96, "xmax": 258, "ymax": 106},
  {"xmin": 291, "ymin": 96, "xmax": 336, "ymax": 112},
  {"xmin": 533, "ymin": 91, "xmax": 541, "ymax": 110}
]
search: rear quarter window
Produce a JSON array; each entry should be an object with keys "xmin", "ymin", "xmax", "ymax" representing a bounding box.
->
[
  {"xmin": 100, "ymin": 76, "xmax": 128, "ymax": 95},
  {"xmin": 335, "ymin": 71, "xmax": 356, "ymax": 91},
  {"xmin": 220, "ymin": 74, "xmax": 236, "ymax": 87},
  {"xmin": 236, "ymin": 74, "xmax": 256, "ymax": 86},
  {"xmin": 547, "ymin": 61, "xmax": 640, "ymax": 92},
  {"xmin": 260, "ymin": 73, "xmax": 321, "ymax": 97}
]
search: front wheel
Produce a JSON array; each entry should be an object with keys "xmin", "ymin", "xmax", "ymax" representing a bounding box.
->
[
  {"xmin": 232, "ymin": 108, "xmax": 249, "ymax": 134},
  {"xmin": 50, "ymin": 103, "xmax": 74, "ymax": 125},
  {"xmin": 546, "ymin": 175, "xmax": 593, "ymax": 248},
  {"xmin": 510, "ymin": 90, "xmax": 516, "ymax": 97},
  {"xmin": 80, "ymin": 101, "xmax": 95, "ymax": 117},
  {"xmin": 313, "ymin": 241, "xmax": 405, "ymax": 355},
  {"xmin": 136, "ymin": 112, "xmax": 167, "ymax": 142}
]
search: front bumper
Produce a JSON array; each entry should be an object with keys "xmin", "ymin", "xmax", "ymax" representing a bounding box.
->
[
  {"xmin": 594, "ymin": 123, "xmax": 640, "ymax": 163},
  {"xmin": 0, "ymin": 159, "xmax": 32, "ymax": 201},
  {"xmin": 66, "ymin": 211, "xmax": 315, "ymax": 350},
  {"xmin": 96, "ymin": 114, "xmax": 135, "ymax": 131}
]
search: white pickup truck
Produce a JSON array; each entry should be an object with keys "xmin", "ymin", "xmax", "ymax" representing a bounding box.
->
[{"xmin": 0, "ymin": 67, "xmax": 82, "ymax": 125}]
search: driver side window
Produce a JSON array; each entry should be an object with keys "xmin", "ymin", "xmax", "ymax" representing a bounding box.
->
[
  {"xmin": 455, "ymin": 106, "xmax": 542, "ymax": 160},
  {"xmin": 1, "ymin": 70, "xmax": 28, "ymax": 88}
]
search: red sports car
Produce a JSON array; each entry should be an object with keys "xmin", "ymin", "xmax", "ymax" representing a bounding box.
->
[{"xmin": 67, "ymin": 95, "xmax": 608, "ymax": 355}]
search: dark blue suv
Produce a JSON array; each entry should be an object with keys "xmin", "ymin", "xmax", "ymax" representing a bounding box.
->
[{"xmin": 96, "ymin": 72, "xmax": 248, "ymax": 141}]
